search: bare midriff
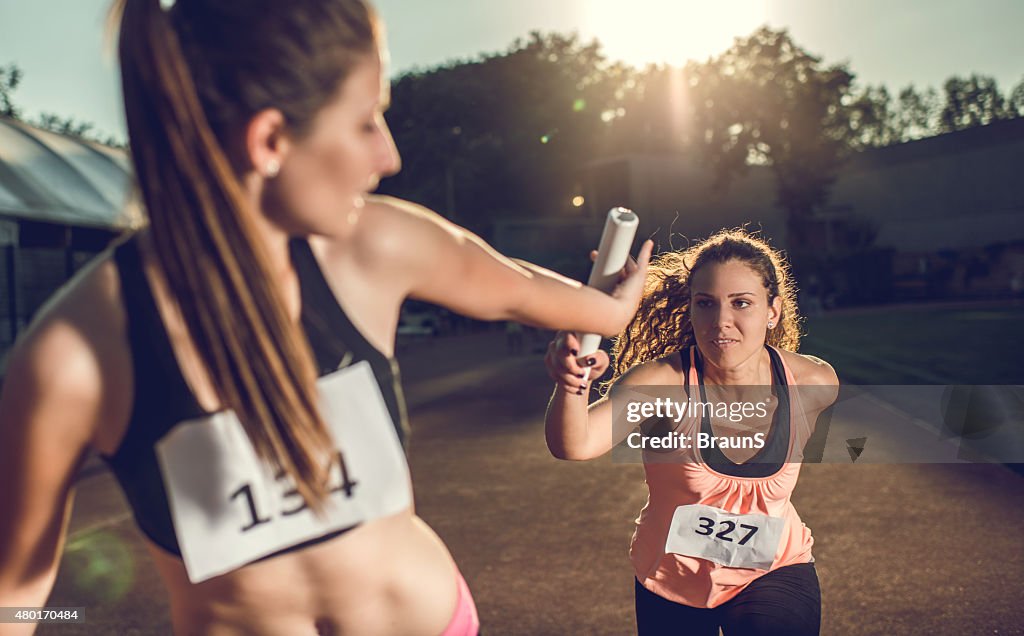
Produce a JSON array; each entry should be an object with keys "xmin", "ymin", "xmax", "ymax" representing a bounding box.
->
[{"xmin": 148, "ymin": 509, "xmax": 457, "ymax": 636}]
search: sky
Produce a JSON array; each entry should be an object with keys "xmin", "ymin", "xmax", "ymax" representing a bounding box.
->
[{"xmin": 0, "ymin": 0, "xmax": 1022, "ymax": 142}]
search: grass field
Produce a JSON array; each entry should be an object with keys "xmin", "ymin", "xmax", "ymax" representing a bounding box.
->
[{"xmin": 800, "ymin": 301, "xmax": 1024, "ymax": 384}]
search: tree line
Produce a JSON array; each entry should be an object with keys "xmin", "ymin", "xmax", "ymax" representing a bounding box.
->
[
  {"xmin": 3, "ymin": 26, "xmax": 1022, "ymax": 241},
  {"xmin": 1, "ymin": 64, "xmax": 125, "ymax": 148},
  {"xmin": 379, "ymin": 27, "xmax": 1023, "ymax": 243}
]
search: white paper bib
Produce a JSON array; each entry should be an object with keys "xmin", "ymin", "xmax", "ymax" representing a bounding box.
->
[
  {"xmin": 665, "ymin": 504, "xmax": 786, "ymax": 570},
  {"xmin": 156, "ymin": 361, "xmax": 412, "ymax": 583}
]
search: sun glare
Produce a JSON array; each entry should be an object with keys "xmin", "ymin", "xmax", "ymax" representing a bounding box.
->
[{"xmin": 581, "ymin": 0, "xmax": 768, "ymax": 67}]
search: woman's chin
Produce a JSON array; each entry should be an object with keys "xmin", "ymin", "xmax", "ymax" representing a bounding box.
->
[{"xmin": 699, "ymin": 341, "xmax": 756, "ymax": 369}]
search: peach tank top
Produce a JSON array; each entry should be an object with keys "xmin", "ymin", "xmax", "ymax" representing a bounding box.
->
[{"xmin": 629, "ymin": 346, "xmax": 815, "ymax": 608}]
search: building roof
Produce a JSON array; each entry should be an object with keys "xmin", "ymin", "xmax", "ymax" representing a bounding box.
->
[
  {"xmin": 848, "ymin": 116, "xmax": 1024, "ymax": 170},
  {"xmin": 0, "ymin": 116, "xmax": 140, "ymax": 230},
  {"xmin": 584, "ymin": 117, "xmax": 1024, "ymax": 174}
]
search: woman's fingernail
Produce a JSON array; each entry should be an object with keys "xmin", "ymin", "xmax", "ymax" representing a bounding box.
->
[
  {"xmin": 576, "ymin": 373, "xmax": 585, "ymax": 379},
  {"xmin": 577, "ymin": 389, "xmax": 584, "ymax": 395},
  {"xmin": 570, "ymin": 349, "xmax": 579, "ymax": 356},
  {"xmin": 586, "ymin": 357, "xmax": 596, "ymax": 366},
  {"xmin": 580, "ymin": 384, "xmax": 588, "ymax": 391}
]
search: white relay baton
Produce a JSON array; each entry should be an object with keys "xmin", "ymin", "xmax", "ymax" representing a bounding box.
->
[{"xmin": 578, "ymin": 207, "xmax": 639, "ymax": 381}]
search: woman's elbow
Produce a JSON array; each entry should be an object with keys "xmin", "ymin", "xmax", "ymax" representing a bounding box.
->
[
  {"xmin": 545, "ymin": 438, "xmax": 594, "ymax": 462},
  {"xmin": 547, "ymin": 444, "xmax": 572, "ymax": 461}
]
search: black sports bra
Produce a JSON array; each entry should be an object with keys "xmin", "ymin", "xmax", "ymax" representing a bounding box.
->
[
  {"xmin": 102, "ymin": 234, "xmax": 408, "ymax": 556},
  {"xmin": 686, "ymin": 345, "xmax": 792, "ymax": 478}
]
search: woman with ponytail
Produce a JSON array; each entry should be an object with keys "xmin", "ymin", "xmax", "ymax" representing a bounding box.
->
[
  {"xmin": 0, "ymin": 1, "xmax": 653, "ymax": 634},
  {"xmin": 544, "ymin": 229, "xmax": 839, "ymax": 635}
]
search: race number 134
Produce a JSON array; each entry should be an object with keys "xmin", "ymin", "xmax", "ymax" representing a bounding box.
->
[{"xmin": 230, "ymin": 449, "xmax": 358, "ymax": 533}]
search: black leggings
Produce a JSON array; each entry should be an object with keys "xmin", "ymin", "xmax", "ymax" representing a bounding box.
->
[{"xmin": 635, "ymin": 562, "xmax": 821, "ymax": 635}]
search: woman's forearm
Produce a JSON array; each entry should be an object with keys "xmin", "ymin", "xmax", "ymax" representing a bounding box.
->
[
  {"xmin": 506, "ymin": 260, "xmax": 632, "ymax": 337},
  {"xmin": 544, "ymin": 387, "xmax": 596, "ymax": 461}
]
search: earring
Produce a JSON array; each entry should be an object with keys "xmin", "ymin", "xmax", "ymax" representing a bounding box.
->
[
  {"xmin": 767, "ymin": 321, "xmax": 774, "ymax": 329},
  {"xmin": 264, "ymin": 158, "xmax": 280, "ymax": 178}
]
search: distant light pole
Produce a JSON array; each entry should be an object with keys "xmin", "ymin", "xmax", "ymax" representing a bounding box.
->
[
  {"xmin": 444, "ymin": 162, "xmax": 456, "ymax": 223},
  {"xmin": 444, "ymin": 125, "xmax": 462, "ymax": 223}
]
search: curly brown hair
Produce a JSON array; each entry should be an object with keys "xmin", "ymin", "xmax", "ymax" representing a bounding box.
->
[{"xmin": 608, "ymin": 228, "xmax": 802, "ymax": 387}]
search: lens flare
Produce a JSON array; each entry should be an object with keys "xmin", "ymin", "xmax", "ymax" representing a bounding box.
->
[
  {"xmin": 64, "ymin": 531, "xmax": 135, "ymax": 603},
  {"xmin": 580, "ymin": 0, "xmax": 768, "ymax": 67}
]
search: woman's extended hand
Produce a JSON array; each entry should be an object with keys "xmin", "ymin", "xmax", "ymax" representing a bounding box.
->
[
  {"xmin": 544, "ymin": 331, "xmax": 611, "ymax": 395},
  {"xmin": 606, "ymin": 239, "xmax": 653, "ymax": 334}
]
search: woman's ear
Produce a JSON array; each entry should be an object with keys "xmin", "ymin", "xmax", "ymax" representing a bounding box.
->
[
  {"xmin": 245, "ymin": 108, "xmax": 290, "ymax": 178},
  {"xmin": 768, "ymin": 295, "xmax": 783, "ymax": 328}
]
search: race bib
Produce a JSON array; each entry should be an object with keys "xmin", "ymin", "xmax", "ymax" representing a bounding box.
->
[
  {"xmin": 156, "ymin": 361, "xmax": 412, "ymax": 583},
  {"xmin": 665, "ymin": 504, "xmax": 785, "ymax": 570}
]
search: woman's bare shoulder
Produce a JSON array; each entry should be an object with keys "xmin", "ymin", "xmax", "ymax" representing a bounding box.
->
[
  {"xmin": 616, "ymin": 352, "xmax": 686, "ymax": 387},
  {"xmin": 311, "ymin": 196, "xmax": 438, "ymax": 271},
  {"xmin": 778, "ymin": 349, "xmax": 839, "ymax": 387},
  {"xmin": 2, "ymin": 248, "xmax": 131, "ymax": 446},
  {"xmin": 777, "ymin": 348, "xmax": 839, "ymax": 411},
  {"xmin": 0, "ymin": 249, "xmax": 133, "ymax": 554},
  {"xmin": 313, "ymin": 195, "xmax": 472, "ymax": 301},
  {"xmin": 354, "ymin": 195, "xmax": 455, "ymax": 257}
]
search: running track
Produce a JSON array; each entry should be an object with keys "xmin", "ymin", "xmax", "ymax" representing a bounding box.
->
[{"xmin": 41, "ymin": 333, "xmax": 1024, "ymax": 634}]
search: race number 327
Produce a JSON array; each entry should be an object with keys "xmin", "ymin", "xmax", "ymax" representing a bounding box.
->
[
  {"xmin": 694, "ymin": 516, "xmax": 760, "ymax": 545},
  {"xmin": 665, "ymin": 504, "xmax": 786, "ymax": 570}
]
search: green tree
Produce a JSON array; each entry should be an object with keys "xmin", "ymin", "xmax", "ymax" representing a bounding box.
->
[
  {"xmin": 0, "ymin": 63, "xmax": 23, "ymax": 117},
  {"xmin": 35, "ymin": 112, "xmax": 94, "ymax": 138},
  {"xmin": 1, "ymin": 61, "xmax": 124, "ymax": 146},
  {"xmin": 939, "ymin": 74, "xmax": 1011, "ymax": 132},
  {"xmin": 686, "ymin": 27, "xmax": 860, "ymax": 244},
  {"xmin": 1008, "ymin": 76, "xmax": 1024, "ymax": 118},
  {"xmin": 32, "ymin": 112, "xmax": 125, "ymax": 148},
  {"xmin": 892, "ymin": 85, "xmax": 940, "ymax": 141},
  {"xmin": 848, "ymin": 85, "xmax": 898, "ymax": 148},
  {"xmin": 382, "ymin": 32, "xmax": 628, "ymax": 236}
]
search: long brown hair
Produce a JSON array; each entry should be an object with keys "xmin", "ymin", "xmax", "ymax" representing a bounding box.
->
[
  {"xmin": 609, "ymin": 228, "xmax": 802, "ymax": 385},
  {"xmin": 114, "ymin": 0, "xmax": 380, "ymax": 510}
]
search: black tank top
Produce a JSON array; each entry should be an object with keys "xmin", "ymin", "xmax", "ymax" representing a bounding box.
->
[
  {"xmin": 102, "ymin": 234, "xmax": 409, "ymax": 556},
  {"xmin": 686, "ymin": 345, "xmax": 791, "ymax": 478}
]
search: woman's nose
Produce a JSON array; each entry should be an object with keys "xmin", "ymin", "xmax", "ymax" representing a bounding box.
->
[
  {"xmin": 377, "ymin": 123, "xmax": 401, "ymax": 177},
  {"xmin": 712, "ymin": 307, "xmax": 734, "ymax": 328}
]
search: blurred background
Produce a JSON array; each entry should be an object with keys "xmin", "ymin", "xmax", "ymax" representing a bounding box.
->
[{"xmin": 1, "ymin": 0, "xmax": 1022, "ymax": 379}]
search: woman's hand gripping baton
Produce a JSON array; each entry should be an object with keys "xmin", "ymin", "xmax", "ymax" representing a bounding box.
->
[{"xmin": 578, "ymin": 207, "xmax": 640, "ymax": 382}]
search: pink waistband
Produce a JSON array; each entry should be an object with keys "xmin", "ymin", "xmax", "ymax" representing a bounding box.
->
[{"xmin": 441, "ymin": 570, "xmax": 479, "ymax": 636}]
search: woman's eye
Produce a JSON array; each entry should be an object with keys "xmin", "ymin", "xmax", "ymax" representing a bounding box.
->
[
  {"xmin": 734, "ymin": 300, "xmax": 751, "ymax": 308},
  {"xmin": 363, "ymin": 111, "xmax": 387, "ymax": 134},
  {"xmin": 695, "ymin": 300, "xmax": 712, "ymax": 308}
]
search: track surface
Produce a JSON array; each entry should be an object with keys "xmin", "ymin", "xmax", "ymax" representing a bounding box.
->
[{"xmin": 40, "ymin": 332, "xmax": 1024, "ymax": 635}]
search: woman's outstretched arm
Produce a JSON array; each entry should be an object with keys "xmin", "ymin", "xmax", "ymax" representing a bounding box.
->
[
  {"xmin": 543, "ymin": 332, "xmax": 675, "ymax": 461},
  {"xmin": 358, "ymin": 196, "xmax": 652, "ymax": 337}
]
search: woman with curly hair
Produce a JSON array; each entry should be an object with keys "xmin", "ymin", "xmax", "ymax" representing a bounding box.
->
[{"xmin": 544, "ymin": 228, "xmax": 838, "ymax": 635}]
